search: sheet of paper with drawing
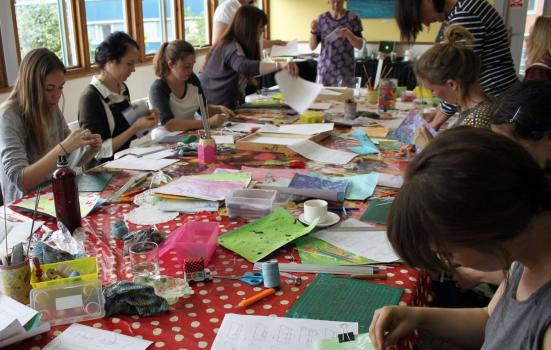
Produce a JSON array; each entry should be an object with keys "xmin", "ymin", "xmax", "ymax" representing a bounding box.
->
[
  {"xmin": 15, "ymin": 193, "xmax": 101, "ymax": 219},
  {"xmin": 287, "ymin": 173, "xmax": 349, "ymax": 202},
  {"xmin": 276, "ymin": 70, "xmax": 324, "ymax": 113},
  {"xmin": 309, "ymin": 172, "xmax": 379, "ymax": 200},
  {"xmin": 42, "ymin": 323, "xmax": 152, "ymax": 350},
  {"xmin": 155, "ymin": 177, "xmax": 245, "ymax": 201},
  {"xmin": 289, "ymin": 139, "xmax": 357, "ymax": 165},
  {"xmin": 391, "ymin": 109, "xmax": 437, "ymax": 145},
  {"xmin": 218, "ymin": 208, "xmax": 317, "ymax": 262},
  {"xmin": 212, "ymin": 313, "xmax": 358, "ymax": 350}
]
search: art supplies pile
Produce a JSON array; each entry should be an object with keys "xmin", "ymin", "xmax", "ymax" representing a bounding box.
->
[{"xmin": 0, "ymin": 294, "xmax": 50, "ymax": 348}]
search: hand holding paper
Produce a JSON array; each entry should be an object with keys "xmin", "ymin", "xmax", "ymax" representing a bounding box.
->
[{"xmin": 275, "ymin": 70, "xmax": 323, "ymax": 113}]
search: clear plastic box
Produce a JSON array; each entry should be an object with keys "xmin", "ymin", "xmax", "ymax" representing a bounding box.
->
[
  {"xmin": 31, "ymin": 257, "xmax": 98, "ymax": 289},
  {"xmin": 30, "ymin": 279, "xmax": 104, "ymax": 326},
  {"xmin": 226, "ymin": 189, "xmax": 276, "ymax": 219},
  {"xmin": 158, "ymin": 221, "xmax": 220, "ymax": 265}
]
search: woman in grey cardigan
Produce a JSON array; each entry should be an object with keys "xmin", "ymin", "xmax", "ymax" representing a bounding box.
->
[{"xmin": 0, "ymin": 49, "xmax": 101, "ymax": 203}]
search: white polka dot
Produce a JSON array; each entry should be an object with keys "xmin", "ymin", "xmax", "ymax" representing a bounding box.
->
[
  {"xmin": 199, "ymin": 290, "xmax": 208, "ymax": 295},
  {"xmin": 215, "ymin": 286, "xmax": 225, "ymax": 291},
  {"xmin": 253, "ymin": 287, "xmax": 262, "ymax": 292},
  {"xmin": 188, "ymin": 312, "xmax": 197, "ymax": 317},
  {"xmin": 202, "ymin": 299, "xmax": 211, "ymax": 304},
  {"xmin": 131, "ymin": 315, "xmax": 139, "ymax": 320},
  {"xmin": 194, "ymin": 332, "xmax": 204, "ymax": 338},
  {"xmin": 135, "ymin": 335, "xmax": 143, "ymax": 339},
  {"xmin": 113, "ymin": 329, "xmax": 122, "ymax": 334},
  {"xmin": 93, "ymin": 323, "xmax": 102, "ymax": 328},
  {"xmin": 291, "ymin": 287, "xmax": 299, "ymax": 292},
  {"xmin": 236, "ymin": 291, "xmax": 245, "ymax": 296},
  {"xmin": 224, "ymin": 303, "xmax": 233, "ymax": 309},
  {"xmin": 225, "ymin": 267, "xmax": 234, "ymax": 272},
  {"xmin": 219, "ymin": 295, "xmax": 229, "ymax": 300},
  {"xmin": 399, "ymin": 301, "xmax": 407, "ymax": 306},
  {"xmin": 198, "ymin": 341, "xmax": 208, "ymax": 348},
  {"xmin": 300, "ymin": 276, "xmax": 309, "ymax": 280},
  {"xmin": 405, "ymin": 288, "xmax": 412, "ymax": 294},
  {"xmin": 387, "ymin": 272, "xmax": 395, "ymax": 277},
  {"xmin": 170, "ymin": 316, "xmax": 179, "ymax": 322},
  {"xmin": 175, "ymin": 334, "xmax": 184, "ymax": 341},
  {"xmin": 197, "ymin": 282, "xmax": 205, "ymax": 287},
  {"xmin": 111, "ymin": 317, "xmax": 120, "ymax": 324},
  {"xmin": 262, "ymin": 304, "xmax": 272, "ymax": 309},
  {"xmin": 409, "ymin": 276, "xmax": 417, "ymax": 282},
  {"xmin": 153, "ymin": 328, "xmax": 162, "ymax": 335},
  {"xmin": 400, "ymin": 269, "xmax": 408, "ymax": 274},
  {"xmin": 395, "ymin": 280, "xmax": 404, "ymax": 285},
  {"xmin": 206, "ymin": 308, "xmax": 215, "ymax": 313},
  {"xmin": 151, "ymin": 320, "xmax": 160, "ymax": 326},
  {"xmin": 31, "ymin": 347, "xmax": 41, "ymax": 350},
  {"xmin": 155, "ymin": 341, "xmax": 165, "ymax": 348},
  {"xmin": 213, "ymin": 328, "xmax": 219, "ymax": 334},
  {"xmin": 210, "ymin": 318, "xmax": 219, "ymax": 323},
  {"xmin": 245, "ymin": 309, "xmax": 255, "ymax": 314},
  {"xmin": 232, "ymin": 282, "xmax": 242, "ymax": 287},
  {"xmin": 275, "ymin": 291, "xmax": 284, "ymax": 296},
  {"xmin": 280, "ymin": 300, "xmax": 289, "ymax": 305},
  {"xmin": 53, "ymin": 330, "xmax": 62, "ymax": 336},
  {"xmin": 185, "ymin": 303, "xmax": 194, "ymax": 308},
  {"xmin": 172, "ymin": 326, "xmax": 181, "ymax": 332},
  {"xmin": 132, "ymin": 322, "xmax": 141, "ymax": 329}
]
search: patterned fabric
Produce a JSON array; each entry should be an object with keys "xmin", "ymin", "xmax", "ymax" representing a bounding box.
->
[
  {"xmin": 456, "ymin": 99, "xmax": 493, "ymax": 129},
  {"xmin": 184, "ymin": 257, "xmax": 205, "ymax": 273},
  {"xmin": 316, "ymin": 11, "xmax": 363, "ymax": 86},
  {"xmin": 103, "ymin": 281, "xmax": 170, "ymax": 317}
]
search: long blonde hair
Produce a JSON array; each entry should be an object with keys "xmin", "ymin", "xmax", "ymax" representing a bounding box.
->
[
  {"xmin": 527, "ymin": 16, "xmax": 551, "ymax": 67},
  {"xmin": 1, "ymin": 49, "xmax": 65, "ymax": 154}
]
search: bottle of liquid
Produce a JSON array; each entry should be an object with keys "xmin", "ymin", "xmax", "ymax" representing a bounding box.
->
[{"xmin": 52, "ymin": 155, "xmax": 81, "ymax": 234}]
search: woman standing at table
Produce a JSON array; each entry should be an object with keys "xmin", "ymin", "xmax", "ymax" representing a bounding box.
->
[
  {"xmin": 200, "ymin": 6, "xmax": 299, "ymax": 110},
  {"xmin": 395, "ymin": 0, "xmax": 518, "ymax": 131},
  {"xmin": 524, "ymin": 16, "xmax": 551, "ymax": 81},
  {"xmin": 0, "ymin": 49, "xmax": 101, "ymax": 203},
  {"xmin": 369, "ymin": 127, "xmax": 551, "ymax": 349},
  {"xmin": 309, "ymin": 0, "xmax": 364, "ymax": 86},
  {"xmin": 78, "ymin": 32, "xmax": 159, "ymax": 166},
  {"xmin": 149, "ymin": 40, "xmax": 234, "ymax": 138}
]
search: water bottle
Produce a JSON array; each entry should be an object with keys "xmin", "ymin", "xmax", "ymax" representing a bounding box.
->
[{"xmin": 52, "ymin": 155, "xmax": 81, "ymax": 234}]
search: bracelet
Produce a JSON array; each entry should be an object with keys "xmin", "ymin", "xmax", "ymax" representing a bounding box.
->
[
  {"xmin": 58, "ymin": 143, "xmax": 69, "ymax": 156},
  {"xmin": 310, "ymin": 31, "xmax": 317, "ymax": 35}
]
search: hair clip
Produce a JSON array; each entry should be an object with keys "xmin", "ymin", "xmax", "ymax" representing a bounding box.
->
[{"xmin": 510, "ymin": 106, "xmax": 521, "ymax": 124}]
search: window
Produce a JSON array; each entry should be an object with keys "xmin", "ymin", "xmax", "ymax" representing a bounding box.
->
[
  {"xmin": 143, "ymin": 0, "xmax": 176, "ymax": 55},
  {"xmin": 13, "ymin": 0, "xmax": 78, "ymax": 67},
  {"xmin": 527, "ymin": 0, "xmax": 537, "ymax": 13},
  {"xmin": 84, "ymin": 0, "xmax": 129, "ymax": 62},
  {"xmin": 183, "ymin": 0, "xmax": 209, "ymax": 46}
]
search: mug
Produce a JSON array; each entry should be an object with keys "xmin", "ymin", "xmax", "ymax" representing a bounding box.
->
[{"xmin": 303, "ymin": 199, "xmax": 328, "ymax": 224}]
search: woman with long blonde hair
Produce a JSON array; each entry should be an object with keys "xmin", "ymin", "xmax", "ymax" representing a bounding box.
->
[
  {"xmin": 525, "ymin": 16, "xmax": 551, "ymax": 81},
  {"xmin": 0, "ymin": 48, "xmax": 101, "ymax": 203}
]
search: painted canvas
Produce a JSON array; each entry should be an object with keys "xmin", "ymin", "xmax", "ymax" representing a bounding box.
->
[{"xmin": 349, "ymin": 0, "xmax": 397, "ymax": 19}]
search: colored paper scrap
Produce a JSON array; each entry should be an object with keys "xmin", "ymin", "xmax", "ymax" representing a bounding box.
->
[
  {"xmin": 310, "ymin": 172, "xmax": 379, "ymax": 200},
  {"xmin": 15, "ymin": 192, "xmax": 102, "ymax": 219},
  {"xmin": 391, "ymin": 109, "xmax": 437, "ymax": 145},
  {"xmin": 289, "ymin": 173, "xmax": 348, "ymax": 202},
  {"xmin": 360, "ymin": 198, "xmax": 394, "ymax": 225},
  {"xmin": 348, "ymin": 129, "xmax": 379, "ymax": 155}
]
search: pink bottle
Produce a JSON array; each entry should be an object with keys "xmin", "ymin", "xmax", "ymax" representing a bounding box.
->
[
  {"xmin": 52, "ymin": 155, "xmax": 81, "ymax": 234},
  {"xmin": 198, "ymin": 138, "xmax": 217, "ymax": 164}
]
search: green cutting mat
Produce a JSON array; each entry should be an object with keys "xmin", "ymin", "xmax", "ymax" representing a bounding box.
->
[
  {"xmin": 286, "ymin": 274, "xmax": 403, "ymax": 334},
  {"xmin": 360, "ymin": 198, "xmax": 393, "ymax": 224}
]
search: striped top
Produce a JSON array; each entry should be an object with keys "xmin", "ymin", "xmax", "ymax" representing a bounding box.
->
[{"xmin": 440, "ymin": 0, "xmax": 518, "ymax": 116}]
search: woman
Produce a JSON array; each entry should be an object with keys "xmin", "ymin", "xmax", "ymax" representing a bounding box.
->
[
  {"xmin": 78, "ymin": 32, "xmax": 159, "ymax": 165},
  {"xmin": 149, "ymin": 40, "xmax": 234, "ymax": 138},
  {"xmin": 200, "ymin": 5, "xmax": 298, "ymax": 110},
  {"xmin": 413, "ymin": 25, "xmax": 491, "ymax": 148},
  {"xmin": 369, "ymin": 127, "xmax": 551, "ymax": 349},
  {"xmin": 525, "ymin": 16, "xmax": 551, "ymax": 81},
  {"xmin": 309, "ymin": 0, "xmax": 363, "ymax": 86},
  {"xmin": 0, "ymin": 49, "xmax": 101, "ymax": 203},
  {"xmin": 396, "ymin": 0, "xmax": 518, "ymax": 130}
]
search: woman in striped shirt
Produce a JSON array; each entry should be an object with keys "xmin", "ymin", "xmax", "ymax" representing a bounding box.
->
[{"xmin": 396, "ymin": 0, "xmax": 518, "ymax": 130}]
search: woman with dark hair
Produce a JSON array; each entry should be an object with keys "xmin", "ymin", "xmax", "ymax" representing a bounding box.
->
[
  {"xmin": 78, "ymin": 32, "xmax": 159, "ymax": 166},
  {"xmin": 0, "ymin": 49, "xmax": 101, "ymax": 203},
  {"xmin": 369, "ymin": 127, "xmax": 551, "ymax": 349},
  {"xmin": 200, "ymin": 6, "xmax": 299, "ymax": 110},
  {"xmin": 396, "ymin": 0, "xmax": 517, "ymax": 131}
]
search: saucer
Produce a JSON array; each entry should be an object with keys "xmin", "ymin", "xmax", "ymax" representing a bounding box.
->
[{"xmin": 299, "ymin": 212, "xmax": 341, "ymax": 228}]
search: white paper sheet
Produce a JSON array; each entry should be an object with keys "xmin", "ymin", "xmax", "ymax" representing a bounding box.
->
[
  {"xmin": 213, "ymin": 135, "xmax": 235, "ymax": 144},
  {"xmin": 289, "ymin": 140, "xmax": 357, "ymax": 165},
  {"xmin": 320, "ymin": 88, "xmax": 343, "ymax": 96},
  {"xmin": 0, "ymin": 322, "xmax": 50, "ymax": 348},
  {"xmin": 259, "ymin": 123, "xmax": 334, "ymax": 135},
  {"xmin": 0, "ymin": 294, "xmax": 39, "ymax": 335},
  {"xmin": 276, "ymin": 70, "xmax": 324, "ymax": 113},
  {"xmin": 250, "ymin": 136, "xmax": 303, "ymax": 145},
  {"xmin": 377, "ymin": 173, "xmax": 404, "ymax": 188},
  {"xmin": 325, "ymin": 27, "xmax": 341, "ymax": 43},
  {"xmin": 114, "ymin": 145, "xmax": 165, "ymax": 159},
  {"xmin": 225, "ymin": 123, "xmax": 264, "ymax": 133},
  {"xmin": 142, "ymin": 149, "xmax": 175, "ymax": 160},
  {"xmin": 212, "ymin": 314, "xmax": 358, "ymax": 350},
  {"xmin": 104, "ymin": 155, "xmax": 178, "ymax": 171},
  {"xmin": 270, "ymin": 39, "xmax": 299, "ymax": 56},
  {"xmin": 312, "ymin": 218, "xmax": 400, "ymax": 262},
  {"xmin": 0, "ymin": 207, "xmax": 43, "ymax": 257},
  {"xmin": 43, "ymin": 323, "xmax": 152, "ymax": 350},
  {"xmin": 309, "ymin": 102, "xmax": 332, "ymax": 110}
]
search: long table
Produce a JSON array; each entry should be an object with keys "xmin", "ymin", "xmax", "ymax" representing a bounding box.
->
[{"xmin": 11, "ymin": 104, "xmax": 431, "ymax": 350}]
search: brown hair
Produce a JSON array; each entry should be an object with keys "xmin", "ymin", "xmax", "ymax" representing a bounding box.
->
[
  {"xmin": 94, "ymin": 31, "xmax": 139, "ymax": 69},
  {"xmin": 414, "ymin": 25, "xmax": 480, "ymax": 102},
  {"xmin": 387, "ymin": 126, "xmax": 549, "ymax": 272},
  {"xmin": 206, "ymin": 5, "xmax": 267, "ymax": 65},
  {"xmin": 396, "ymin": 0, "xmax": 446, "ymax": 43},
  {"xmin": 2, "ymin": 48, "xmax": 66, "ymax": 154},
  {"xmin": 527, "ymin": 16, "xmax": 551, "ymax": 67},
  {"xmin": 153, "ymin": 40, "xmax": 195, "ymax": 77}
]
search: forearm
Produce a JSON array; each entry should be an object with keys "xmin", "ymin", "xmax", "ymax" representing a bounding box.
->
[
  {"xmin": 111, "ymin": 125, "xmax": 139, "ymax": 152},
  {"xmin": 164, "ymin": 118, "xmax": 204, "ymax": 132},
  {"xmin": 78, "ymin": 147, "xmax": 97, "ymax": 166},
  {"xmin": 415, "ymin": 307, "xmax": 488, "ymax": 348},
  {"xmin": 21, "ymin": 143, "xmax": 66, "ymax": 191},
  {"xmin": 262, "ymin": 39, "xmax": 274, "ymax": 49},
  {"xmin": 309, "ymin": 34, "xmax": 319, "ymax": 51},
  {"xmin": 431, "ymin": 108, "xmax": 450, "ymax": 131},
  {"xmin": 259, "ymin": 61, "xmax": 280, "ymax": 75},
  {"xmin": 346, "ymin": 32, "xmax": 363, "ymax": 49}
]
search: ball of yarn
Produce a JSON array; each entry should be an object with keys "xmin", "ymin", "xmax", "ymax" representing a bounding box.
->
[
  {"xmin": 111, "ymin": 220, "xmax": 129, "ymax": 239},
  {"xmin": 69, "ymin": 271, "xmax": 81, "ymax": 277}
]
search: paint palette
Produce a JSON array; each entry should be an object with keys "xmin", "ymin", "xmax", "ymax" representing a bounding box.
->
[{"xmin": 30, "ymin": 279, "xmax": 104, "ymax": 326}]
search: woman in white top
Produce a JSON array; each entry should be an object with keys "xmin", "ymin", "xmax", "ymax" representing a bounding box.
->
[{"xmin": 148, "ymin": 40, "xmax": 234, "ymax": 137}]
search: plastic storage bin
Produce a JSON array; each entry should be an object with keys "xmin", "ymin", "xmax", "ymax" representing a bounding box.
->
[
  {"xmin": 226, "ymin": 189, "xmax": 276, "ymax": 219},
  {"xmin": 158, "ymin": 221, "xmax": 219, "ymax": 265},
  {"xmin": 30, "ymin": 256, "xmax": 98, "ymax": 289},
  {"xmin": 30, "ymin": 279, "xmax": 104, "ymax": 326}
]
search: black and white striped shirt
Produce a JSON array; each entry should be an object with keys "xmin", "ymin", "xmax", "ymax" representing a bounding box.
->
[{"xmin": 440, "ymin": 0, "xmax": 518, "ymax": 116}]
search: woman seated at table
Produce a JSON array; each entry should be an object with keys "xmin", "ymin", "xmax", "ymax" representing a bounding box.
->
[
  {"xmin": 149, "ymin": 40, "xmax": 235, "ymax": 139},
  {"xmin": 413, "ymin": 25, "xmax": 492, "ymax": 148},
  {"xmin": 309, "ymin": 0, "xmax": 363, "ymax": 86},
  {"xmin": 0, "ymin": 49, "xmax": 101, "ymax": 203},
  {"xmin": 369, "ymin": 127, "xmax": 551, "ymax": 349},
  {"xmin": 200, "ymin": 5, "xmax": 299, "ymax": 110},
  {"xmin": 524, "ymin": 16, "xmax": 551, "ymax": 81},
  {"xmin": 78, "ymin": 32, "xmax": 159, "ymax": 166}
]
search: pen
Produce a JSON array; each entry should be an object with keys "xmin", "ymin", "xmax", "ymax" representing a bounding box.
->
[
  {"xmin": 350, "ymin": 274, "xmax": 387, "ymax": 280},
  {"xmin": 238, "ymin": 288, "xmax": 276, "ymax": 308},
  {"xmin": 327, "ymin": 206, "xmax": 360, "ymax": 212},
  {"xmin": 121, "ymin": 187, "xmax": 147, "ymax": 198}
]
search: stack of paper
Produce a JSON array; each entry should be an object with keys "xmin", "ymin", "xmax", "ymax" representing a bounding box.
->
[
  {"xmin": 155, "ymin": 176, "xmax": 245, "ymax": 201},
  {"xmin": 0, "ymin": 295, "xmax": 50, "ymax": 348},
  {"xmin": 104, "ymin": 155, "xmax": 178, "ymax": 171}
]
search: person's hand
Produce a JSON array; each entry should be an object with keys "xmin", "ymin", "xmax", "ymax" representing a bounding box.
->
[
  {"xmin": 310, "ymin": 19, "xmax": 318, "ymax": 33},
  {"xmin": 208, "ymin": 114, "xmax": 228, "ymax": 128},
  {"xmin": 86, "ymin": 133, "xmax": 102, "ymax": 154},
  {"xmin": 369, "ymin": 306, "xmax": 420, "ymax": 350},
  {"xmin": 453, "ymin": 267, "xmax": 486, "ymax": 290},
  {"xmin": 134, "ymin": 112, "xmax": 159, "ymax": 131},
  {"xmin": 414, "ymin": 126, "xmax": 434, "ymax": 150},
  {"xmin": 398, "ymin": 144, "xmax": 416, "ymax": 158},
  {"xmin": 214, "ymin": 104, "xmax": 236, "ymax": 118},
  {"xmin": 271, "ymin": 40, "xmax": 287, "ymax": 46},
  {"xmin": 338, "ymin": 27, "xmax": 351, "ymax": 38},
  {"xmin": 283, "ymin": 61, "xmax": 299, "ymax": 78},
  {"xmin": 61, "ymin": 128, "xmax": 97, "ymax": 153}
]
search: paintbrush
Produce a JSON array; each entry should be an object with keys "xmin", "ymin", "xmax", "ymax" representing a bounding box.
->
[
  {"xmin": 383, "ymin": 67, "xmax": 393, "ymax": 79},
  {"xmin": 25, "ymin": 187, "xmax": 41, "ymax": 259},
  {"xmin": 197, "ymin": 94, "xmax": 211, "ymax": 139}
]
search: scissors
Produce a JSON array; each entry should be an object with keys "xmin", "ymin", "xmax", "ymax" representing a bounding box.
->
[{"xmin": 213, "ymin": 272, "xmax": 264, "ymax": 286}]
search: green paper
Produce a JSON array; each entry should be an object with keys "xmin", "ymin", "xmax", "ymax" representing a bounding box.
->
[
  {"xmin": 193, "ymin": 172, "xmax": 252, "ymax": 186},
  {"xmin": 314, "ymin": 333, "xmax": 375, "ymax": 350},
  {"xmin": 218, "ymin": 208, "xmax": 317, "ymax": 262},
  {"xmin": 360, "ymin": 198, "xmax": 394, "ymax": 224},
  {"xmin": 286, "ymin": 274, "xmax": 404, "ymax": 334},
  {"xmin": 77, "ymin": 173, "xmax": 113, "ymax": 192},
  {"xmin": 295, "ymin": 236, "xmax": 375, "ymax": 265}
]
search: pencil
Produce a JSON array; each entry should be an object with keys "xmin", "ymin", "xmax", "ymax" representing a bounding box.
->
[
  {"xmin": 238, "ymin": 288, "xmax": 276, "ymax": 308},
  {"xmin": 350, "ymin": 274, "xmax": 387, "ymax": 280}
]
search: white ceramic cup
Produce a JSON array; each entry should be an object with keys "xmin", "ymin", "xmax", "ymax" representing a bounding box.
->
[{"xmin": 303, "ymin": 199, "xmax": 328, "ymax": 224}]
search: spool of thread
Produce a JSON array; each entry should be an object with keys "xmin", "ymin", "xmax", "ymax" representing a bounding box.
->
[
  {"xmin": 111, "ymin": 220, "xmax": 129, "ymax": 239},
  {"xmin": 261, "ymin": 261, "xmax": 280, "ymax": 288}
]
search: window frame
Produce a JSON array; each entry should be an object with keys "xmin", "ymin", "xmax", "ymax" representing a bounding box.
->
[{"xmin": 0, "ymin": 31, "xmax": 6, "ymax": 89}]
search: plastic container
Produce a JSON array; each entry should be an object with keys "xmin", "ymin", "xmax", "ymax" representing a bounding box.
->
[
  {"xmin": 299, "ymin": 111, "xmax": 324, "ymax": 124},
  {"xmin": 30, "ymin": 279, "xmax": 104, "ymax": 326},
  {"xmin": 226, "ymin": 189, "xmax": 276, "ymax": 219},
  {"xmin": 158, "ymin": 221, "xmax": 220, "ymax": 265},
  {"xmin": 52, "ymin": 154, "xmax": 81, "ymax": 234},
  {"xmin": 30, "ymin": 257, "xmax": 98, "ymax": 289}
]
